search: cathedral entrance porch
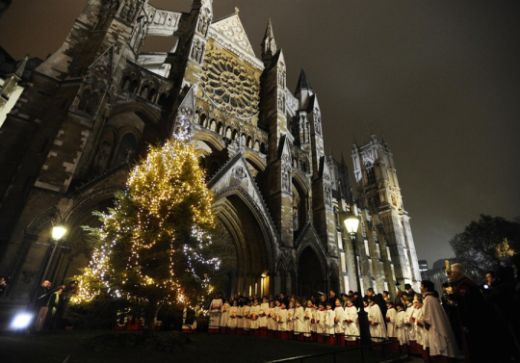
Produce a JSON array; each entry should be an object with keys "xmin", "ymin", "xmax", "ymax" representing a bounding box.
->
[{"xmin": 212, "ymin": 193, "xmax": 275, "ymax": 298}]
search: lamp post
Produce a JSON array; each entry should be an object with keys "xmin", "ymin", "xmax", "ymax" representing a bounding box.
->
[
  {"xmin": 344, "ymin": 212, "xmax": 370, "ymax": 345},
  {"xmin": 41, "ymin": 225, "xmax": 67, "ymax": 282}
]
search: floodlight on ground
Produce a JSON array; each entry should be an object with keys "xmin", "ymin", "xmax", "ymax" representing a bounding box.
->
[{"xmin": 9, "ymin": 311, "xmax": 34, "ymax": 330}]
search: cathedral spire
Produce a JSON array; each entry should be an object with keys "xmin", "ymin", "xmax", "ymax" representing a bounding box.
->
[
  {"xmin": 296, "ymin": 69, "xmax": 311, "ymax": 92},
  {"xmin": 261, "ymin": 18, "xmax": 278, "ymax": 62},
  {"xmin": 295, "ymin": 69, "xmax": 314, "ymax": 107}
]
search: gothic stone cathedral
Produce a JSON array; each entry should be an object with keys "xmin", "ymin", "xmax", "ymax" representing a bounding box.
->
[{"xmin": 0, "ymin": 0, "xmax": 421, "ymax": 306}]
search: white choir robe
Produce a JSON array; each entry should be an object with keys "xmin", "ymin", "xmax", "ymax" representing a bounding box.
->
[
  {"xmin": 414, "ymin": 307, "xmax": 425, "ymax": 348},
  {"xmin": 258, "ymin": 303, "xmax": 269, "ymax": 329},
  {"xmin": 272, "ymin": 306, "xmax": 281, "ymax": 331},
  {"xmin": 287, "ymin": 308, "xmax": 294, "ymax": 333},
  {"xmin": 324, "ymin": 309, "xmax": 335, "ymax": 336},
  {"xmin": 404, "ymin": 305, "xmax": 415, "ymax": 341},
  {"xmin": 277, "ymin": 308, "xmax": 288, "ymax": 331},
  {"xmin": 227, "ymin": 306, "xmax": 238, "ymax": 329},
  {"xmin": 236, "ymin": 306, "xmax": 244, "ymax": 330},
  {"xmin": 367, "ymin": 303, "xmax": 387, "ymax": 341},
  {"xmin": 395, "ymin": 310, "xmax": 409, "ymax": 346},
  {"xmin": 294, "ymin": 306, "xmax": 305, "ymax": 334},
  {"xmin": 343, "ymin": 306, "xmax": 359, "ymax": 340},
  {"xmin": 386, "ymin": 307, "xmax": 397, "ymax": 338},
  {"xmin": 311, "ymin": 308, "xmax": 318, "ymax": 334},
  {"xmin": 208, "ymin": 298, "xmax": 223, "ymax": 330},
  {"xmin": 334, "ymin": 307, "xmax": 345, "ymax": 335},
  {"xmin": 242, "ymin": 306, "xmax": 251, "ymax": 331},
  {"xmin": 250, "ymin": 305, "xmax": 259, "ymax": 330},
  {"xmin": 303, "ymin": 307, "xmax": 313, "ymax": 337},
  {"xmin": 267, "ymin": 307, "xmax": 275, "ymax": 331},
  {"xmin": 422, "ymin": 294, "xmax": 459, "ymax": 358},
  {"xmin": 317, "ymin": 309, "xmax": 326, "ymax": 335},
  {"xmin": 220, "ymin": 302, "xmax": 230, "ymax": 328}
]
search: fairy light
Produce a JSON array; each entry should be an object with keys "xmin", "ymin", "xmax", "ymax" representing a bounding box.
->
[{"xmin": 72, "ymin": 139, "xmax": 220, "ymax": 309}]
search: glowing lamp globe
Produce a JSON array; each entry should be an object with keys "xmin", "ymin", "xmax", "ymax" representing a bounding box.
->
[
  {"xmin": 344, "ymin": 214, "xmax": 360, "ymax": 235},
  {"xmin": 51, "ymin": 225, "xmax": 67, "ymax": 241},
  {"xmin": 9, "ymin": 312, "xmax": 34, "ymax": 330}
]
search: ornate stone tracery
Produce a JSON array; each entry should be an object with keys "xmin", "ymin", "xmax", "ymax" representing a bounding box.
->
[{"xmin": 201, "ymin": 43, "xmax": 260, "ymax": 119}]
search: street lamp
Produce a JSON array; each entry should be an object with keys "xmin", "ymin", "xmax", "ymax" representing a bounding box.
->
[
  {"xmin": 41, "ymin": 225, "xmax": 68, "ymax": 282},
  {"xmin": 344, "ymin": 213, "xmax": 360, "ymax": 235},
  {"xmin": 343, "ymin": 212, "xmax": 370, "ymax": 345},
  {"xmin": 51, "ymin": 225, "xmax": 67, "ymax": 241}
]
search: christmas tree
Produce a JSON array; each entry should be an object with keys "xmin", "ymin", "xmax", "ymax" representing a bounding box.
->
[{"xmin": 73, "ymin": 139, "xmax": 220, "ymax": 329}]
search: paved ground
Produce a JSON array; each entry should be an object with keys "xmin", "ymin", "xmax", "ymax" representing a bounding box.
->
[{"xmin": 0, "ymin": 331, "xmax": 418, "ymax": 363}]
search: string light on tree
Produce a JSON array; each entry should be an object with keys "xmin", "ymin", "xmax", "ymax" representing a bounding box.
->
[{"xmin": 72, "ymin": 138, "xmax": 220, "ymax": 329}]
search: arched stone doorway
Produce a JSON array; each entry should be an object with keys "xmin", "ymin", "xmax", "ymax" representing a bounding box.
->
[
  {"xmin": 297, "ymin": 247, "xmax": 325, "ymax": 297},
  {"xmin": 212, "ymin": 192, "xmax": 275, "ymax": 298}
]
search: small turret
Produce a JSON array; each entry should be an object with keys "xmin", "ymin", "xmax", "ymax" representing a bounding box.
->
[
  {"xmin": 261, "ymin": 18, "xmax": 278, "ymax": 63},
  {"xmin": 295, "ymin": 69, "xmax": 313, "ymax": 106}
]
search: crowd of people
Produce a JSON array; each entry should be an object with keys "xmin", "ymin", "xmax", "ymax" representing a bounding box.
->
[
  {"xmin": 206, "ymin": 281, "xmax": 457, "ymax": 362},
  {"xmin": 20, "ymin": 261, "xmax": 520, "ymax": 362},
  {"xmin": 206, "ymin": 263, "xmax": 520, "ymax": 363}
]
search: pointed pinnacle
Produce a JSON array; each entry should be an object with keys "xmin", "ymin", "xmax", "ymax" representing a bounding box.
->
[
  {"xmin": 296, "ymin": 69, "xmax": 311, "ymax": 91},
  {"xmin": 14, "ymin": 55, "xmax": 29, "ymax": 78}
]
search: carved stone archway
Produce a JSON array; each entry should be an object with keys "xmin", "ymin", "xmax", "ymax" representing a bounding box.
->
[{"xmin": 212, "ymin": 188, "xmax": 278, "ymax": 297}]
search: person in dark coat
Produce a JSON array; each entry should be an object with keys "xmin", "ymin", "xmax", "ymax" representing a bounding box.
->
[
  {"xmin": 327, "ymin": 289, "xmax": 337, "ymax": 307},
  {"xmin": 46, "ymin": 285, "xmax": 65, "ymax": 330},
  {"xmin": 448, "ymin": 263, "xmax": 508, "ymax": 363},
  {"xmin": 33, "ymin": 280, "xmax": 52, "ymax": 331}
]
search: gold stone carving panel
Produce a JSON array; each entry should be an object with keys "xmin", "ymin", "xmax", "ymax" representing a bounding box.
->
[{"xmin": 201, "ymin": 42, "xmax": 260, "ymax": 119}]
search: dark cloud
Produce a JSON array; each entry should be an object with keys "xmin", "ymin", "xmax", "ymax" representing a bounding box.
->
[{"xmin": 1, "ymin": 0, "xmax": 519, "ymax": 264}]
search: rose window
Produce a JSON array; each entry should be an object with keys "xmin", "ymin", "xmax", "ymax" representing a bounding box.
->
[{"xmin": 201, "ymin": 45, "xmax": 259, "ymax": 119}]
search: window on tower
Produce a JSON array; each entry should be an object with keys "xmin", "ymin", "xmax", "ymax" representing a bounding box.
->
[
  {"xmin": 366, "ymin": 167, "xmax": 376, "ymax": 184},
  {"xmin": 364, "ymin": 239, "xmax": 370, "ymax": 256}
]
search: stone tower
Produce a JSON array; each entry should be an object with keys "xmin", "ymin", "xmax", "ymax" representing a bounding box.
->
[{"xmin": 352, "ymin": 135, "xmax": 421, "ymax": 288}]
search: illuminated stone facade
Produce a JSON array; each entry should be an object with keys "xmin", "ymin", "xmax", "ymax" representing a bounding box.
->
[{"xmin": 0, "ymin": 0, "xmax": 420, "ymax": 307}]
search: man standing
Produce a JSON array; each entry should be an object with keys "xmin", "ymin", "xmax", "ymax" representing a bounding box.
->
[
  {"xmin": 327, "ymin": 289, "xmax": 337, "ymax": 307},
  {"xmin": 33, "ymin": 280, "xmax": 52, "ymax": 331},
  {"xmin": 47, "ymin": 285, "xmax": 65, "ymax": 330},
  {"xmin": 419, "ymin": 280, "xmax": 459, "ymax": 362},
  {"xmin": 448, "ymin": 263, "xmax": 508, "ymax": 362},
  {"xmin": 208, "ymin": 293, "xmax": 223, "ymax": 334}
]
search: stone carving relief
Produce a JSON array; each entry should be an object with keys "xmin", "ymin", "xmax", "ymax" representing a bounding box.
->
[
  {"xmin": 362, "ymin": 151, "xmax": 377, "ymax": 169},
  {"xmin": 190, "ymin": 38, "xmax": 205, "ymax": 64},
  {"xmin": 211, "ymin": 11, "xmax": 256, "ymax": 56},
  {"xmin": 278, "ymin": 69, "xmax": 286, "ymax": 88},
  {"xmin": 201, "ymin": 44, "xmax": 260, "ymax": 119},
  {"xmin": 281, "ymin": 153, "xmax": 292, "ymax": 194},
  {"xmin": 197, "ymin": 8, "xmax": 212, "ymax": 37},
  {"xmin": 93, "ymin": 129, "xmax": 114, "ymax": 174},
  {"xmin": 75, "ymin": 46, "xmax": 113, "ymax": 115},
  {"xmin": 313, "ymin": 108, "xmax": 322, "ymax": 135},
  {"xmin": 120, "ymin": 0, "xmax": 140, "ymax": 23},
  {"xmin": 324, "ymin": 184, "xmax": 332, "ymax": 206},
  {"xmin": 277, "ymin": 92, "xmax": 286, "ymax": 113},
  {"xmin": 233, "ymin": 166, "xmax": 247, "ymax": 180},
  {"xmin": 96, "ymin": 0, "xmax": 120, "ymax": 29}
]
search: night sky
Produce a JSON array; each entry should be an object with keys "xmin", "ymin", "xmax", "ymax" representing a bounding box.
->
[{"xmin": 1, "ymin": 0, "xmax": 519, "ymax": 265}]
